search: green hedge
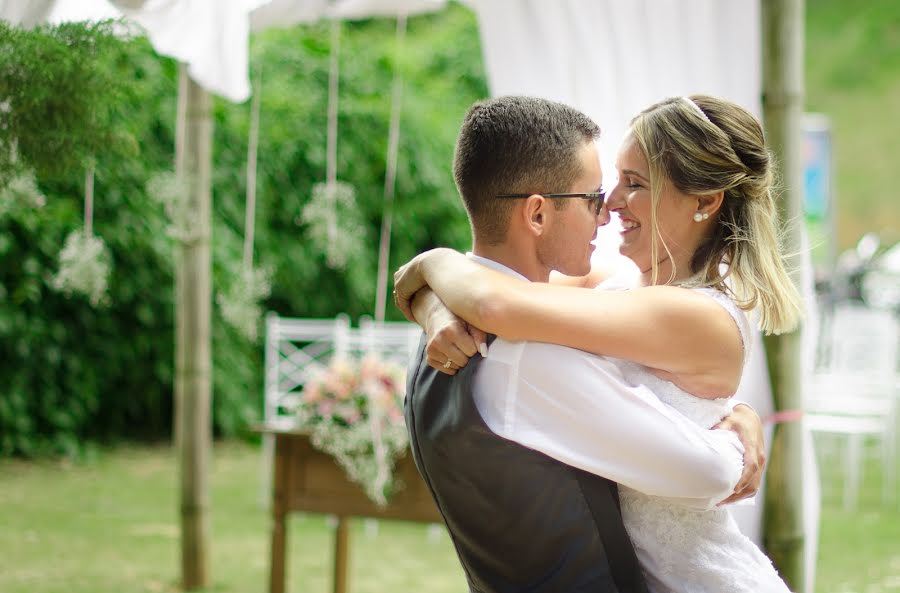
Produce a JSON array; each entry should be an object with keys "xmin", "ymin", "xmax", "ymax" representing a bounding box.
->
[{"xmin": 0, "ymin": 4, "xmax": 487, "ymax": 456}]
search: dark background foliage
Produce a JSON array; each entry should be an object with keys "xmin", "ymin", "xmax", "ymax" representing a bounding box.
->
[{"xmin": 0, "ymin": 4, "xmax": 487, "ymax": 456}]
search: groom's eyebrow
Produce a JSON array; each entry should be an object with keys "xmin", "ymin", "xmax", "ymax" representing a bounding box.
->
[{"xmin": 621, "ymin": 169, "xmax": 649, "ymax": 181}]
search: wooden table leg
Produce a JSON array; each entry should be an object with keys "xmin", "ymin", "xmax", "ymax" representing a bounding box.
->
[
  {"xmin": 270, "ymin": 436, "xmax": 288, "ymax": 593},
  {"xmin": 333, "ymin": 516, "xmax": 349, "ymax": 593}
]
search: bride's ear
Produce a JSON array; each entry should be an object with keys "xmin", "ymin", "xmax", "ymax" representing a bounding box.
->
[{"xmin": 696, "ymin": 191, "xmax": 725, "ymax": 218}]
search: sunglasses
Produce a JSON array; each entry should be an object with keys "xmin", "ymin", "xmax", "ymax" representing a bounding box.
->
[{"xmin": 495, "ymin": 191, "xmax": 607, "ymax": 215}]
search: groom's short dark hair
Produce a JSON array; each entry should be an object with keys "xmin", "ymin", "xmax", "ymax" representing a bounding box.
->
[{"xmin": 453, "ymin": 96, "xmax": 601, "ymax": 245}]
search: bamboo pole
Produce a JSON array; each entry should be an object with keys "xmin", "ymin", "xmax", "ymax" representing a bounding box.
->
[
  {"xmin": 174, "ymin": 64, "xmax": 214, "ymax": 591},
  {"xmin": 761, "ymin": 0, "xmax": 806, "ymax": 590}
]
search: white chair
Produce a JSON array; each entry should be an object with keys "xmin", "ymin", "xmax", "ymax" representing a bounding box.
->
[
  {"xmin": 263, "ymin": 312, "xmax": 352, "ymax": 429},
  {"xmin": 355, "ymin": 316, "xmax": 422, "ymax": 366},
  {"xmin": 259, "ymin": 314, "xmax": 422, "ymax": 505},
  {"xmin": 259, "ymin": 312, "xmax": 351, "ymax": 503},
  {"xmin": 806, "ymin": 304, "xmax": 898, "ymax": 509}
]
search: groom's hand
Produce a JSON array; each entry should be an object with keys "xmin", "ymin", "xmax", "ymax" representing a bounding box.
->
[{"xmin": 714, "ymin": 403, "xmax": 766, "ymax": 505}]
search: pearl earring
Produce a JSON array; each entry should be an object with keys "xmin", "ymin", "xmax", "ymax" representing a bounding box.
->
[{"xmin": 693, "ymin": 212, "xmax": 703, "ymax": 222}]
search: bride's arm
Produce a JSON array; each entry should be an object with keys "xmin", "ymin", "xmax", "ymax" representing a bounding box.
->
[
  {"xmin": 548, "ymin": 260, "xmax": 611, "ymax": 288},
  {"xmin": 395, "ymin": 248, "xmax": 743, "ymax": 397}
]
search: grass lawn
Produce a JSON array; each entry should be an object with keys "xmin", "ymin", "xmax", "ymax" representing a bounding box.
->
[{"xmin": 1, "ymin": 440, "xmax": 897, "ymax": 593}]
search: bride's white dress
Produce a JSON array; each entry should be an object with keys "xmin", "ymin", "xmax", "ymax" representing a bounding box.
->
[{"xmin": 613, "ymin": 288, "xmax": 791, "ymax": 593}]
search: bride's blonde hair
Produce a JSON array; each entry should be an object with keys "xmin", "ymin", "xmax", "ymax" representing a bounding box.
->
[{"xmin": 630, "ymin": 95, "xmax": 803, "ymax": 335}]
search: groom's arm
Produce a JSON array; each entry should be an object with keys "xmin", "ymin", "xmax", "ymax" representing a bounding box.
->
[{"xmin": 501, "ymin": 342, "xmax": 746, "ymax": 509}]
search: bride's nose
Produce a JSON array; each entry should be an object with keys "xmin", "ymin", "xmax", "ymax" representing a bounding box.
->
[{"xmin": 606, "ymin": 184, "xmax": 626, "ymax": 210}]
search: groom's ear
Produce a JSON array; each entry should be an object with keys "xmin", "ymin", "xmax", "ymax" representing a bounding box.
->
[{"xmin": 523, "ymin": 194, "xmax": 549, "ymax": 237}]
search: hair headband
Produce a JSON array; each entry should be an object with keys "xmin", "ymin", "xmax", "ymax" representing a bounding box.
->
[{"xmin": 683, "ymin": 97, "xmax": 712, "ymax": 124}]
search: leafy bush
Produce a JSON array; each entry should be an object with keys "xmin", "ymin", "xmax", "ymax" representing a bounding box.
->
[{"xmin": 0, "ymin": 4, "xmax": 487, "ymax": 456}]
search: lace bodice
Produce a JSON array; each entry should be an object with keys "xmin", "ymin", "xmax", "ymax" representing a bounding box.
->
[{"xmin": 611, "ymin": 288, "xmax": 790, "ymax": 593}]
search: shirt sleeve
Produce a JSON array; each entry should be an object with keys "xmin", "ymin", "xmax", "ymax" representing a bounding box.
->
[{"xmin": 496, "ymin": 342, "xmax": 744, "ymax": 509}]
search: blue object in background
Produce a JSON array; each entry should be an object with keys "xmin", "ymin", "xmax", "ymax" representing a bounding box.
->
[{"xmin": 803, "ymin": 114, "xmax": 832, "ymax": 221}]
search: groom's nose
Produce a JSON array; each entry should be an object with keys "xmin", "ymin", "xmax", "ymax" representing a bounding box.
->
[{"xmin": 596, "ymin": 203, "xmax": 611, "ymax": 226}]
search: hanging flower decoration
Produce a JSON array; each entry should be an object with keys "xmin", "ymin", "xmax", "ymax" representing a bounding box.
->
[
  {"xmin": 146, "ymin": 171, "xmax": 192, "ymax": 242},
  {"xmin": 0, "ymin": 169, "xmax": 46, "ymax": 215},
  {"xmin": 288, "ymin": 354, "xmax": 408, "ymax": 506},
  {"xmin": 217, "ymin": 264, "xmax": 272, "ymax": 342},
  {"xmin": 300, "ymin": 181, "xmax": 366, "ymax": 270},
  {"xmin": 51, "ymin": 229, "xmax": 112, "ymax": 307}
]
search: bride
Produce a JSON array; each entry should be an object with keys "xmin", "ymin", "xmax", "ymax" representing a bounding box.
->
[{"xmin": 394, "ymin": 95, "xmax": 802, "ymax": 593}]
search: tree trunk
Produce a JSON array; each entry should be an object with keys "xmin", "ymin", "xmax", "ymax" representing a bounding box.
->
[
  {"xmin": 761, "ymin": 0, "xmax": 807, "ymax": 590},
  {"xmin": 174, "ymin": 64, "xmax": 213, "ymax": 591}
]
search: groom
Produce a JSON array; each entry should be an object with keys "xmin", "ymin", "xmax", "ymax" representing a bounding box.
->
[{"xmin": 402, "ymin": 96, "xmax": 764, "ymax": 593}]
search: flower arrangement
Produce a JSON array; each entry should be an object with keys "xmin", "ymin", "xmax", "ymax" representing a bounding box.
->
[
  {"xmin": 290, "ymin": 354, "xmax": 408, "ymax": 506},
  {"xmin": 217, "ymin": 265, "xmax": 272, "ymax": 342},
  {"xmin": 299, "ymin": 181, "xmax": 366, "ymax": 271},
  {"xmin": 51, "ymin": 229, "xmax": 112, "ymax": 307}
]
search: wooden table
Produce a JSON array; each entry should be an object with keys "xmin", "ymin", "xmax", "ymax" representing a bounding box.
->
[{"xmin": 263, "ymin": 428, "xmax": 442, "ymax": 593}]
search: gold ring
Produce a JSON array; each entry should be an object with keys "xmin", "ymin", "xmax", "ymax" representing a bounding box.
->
[{"xmin": 443, "ymin": 359, "xmax": 453, "ymax": 369}]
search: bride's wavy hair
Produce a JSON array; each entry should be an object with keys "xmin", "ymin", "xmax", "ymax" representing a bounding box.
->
[{"xmin": 630, "ymin": 95, "xmax": 803, "ymax": 335}]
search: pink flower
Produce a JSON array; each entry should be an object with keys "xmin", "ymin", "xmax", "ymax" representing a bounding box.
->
[
  {"xmin": 360, "ymin": 354, "xmax": 380, "ymax": 381},
  {"xmin": 317, "ymin": 400, "xmax": 335, "ymax": 417},
  {"xmin": 303, "ymin": 383, "xmax": 322, "ymax": 404}
]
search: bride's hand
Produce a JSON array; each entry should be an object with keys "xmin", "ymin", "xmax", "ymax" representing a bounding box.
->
[
  {"xmin": 393, "ymin": 258, "xmax": 428, "ymax": 322},
  {"xmin": 423, "ymin": 302, "xmax": 488, "ymax": 375},
  {"xmin": 393, "ymin": 248, "xmax": 454, "ymax": 321}
]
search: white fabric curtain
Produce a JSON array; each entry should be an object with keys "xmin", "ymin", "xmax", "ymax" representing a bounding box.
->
[
  {"xmin": 467, "ymin": 0, "xmax": 761, "ymax": 159},
  {"xmin": 38, "ymin": 0, "xmax": 267, "ymax": 102}
]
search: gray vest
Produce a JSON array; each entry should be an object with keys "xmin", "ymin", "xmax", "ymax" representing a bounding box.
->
[{"xmin": 405, "ymin": 337, "xmax": 649, "ymax": 593}]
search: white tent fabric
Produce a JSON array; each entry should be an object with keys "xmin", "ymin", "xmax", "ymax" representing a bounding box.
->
[
  {"xmin": 0, "ymin": 0, "xmax": 56, "ymax": 26},
  {"xmin": 42, "ymin": 0, "xmax": 268, "ymax": 102},
  {"xmin": 8, "ymin": 0, "xmax": 450, "ymax": 101},
  {"xmin": 468, "ymin": 0, "xmax": 761, "ymax": 168},
  {"xmin": 249, "ymin": 0, "xmax": 447, "ymax": 31}
]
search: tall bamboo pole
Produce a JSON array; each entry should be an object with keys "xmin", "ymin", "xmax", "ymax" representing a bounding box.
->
[
  {"xmin": 174, "ymin": 64, "xmax": 213, "ymax": 591},
  {"xmin": 761, "ymin": 1, "xmax": 806, "ymax": 590}
]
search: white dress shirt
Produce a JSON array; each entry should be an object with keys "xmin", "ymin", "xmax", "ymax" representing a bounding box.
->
[{"xmin": 468, "ymin": 254, "xmax": 745, "ymax": 509}]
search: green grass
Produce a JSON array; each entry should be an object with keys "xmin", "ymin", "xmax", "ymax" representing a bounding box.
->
[
  {"xmin": 1, "ymin": 440, "xmax": 898, "ymax": 593},
  {"xmin": 812, "ymin": 448, "xmax": 900, "ymax": 593},
  {"xmin": 0, "ymin": 442, "xmax": 466, "ymax": 593}
]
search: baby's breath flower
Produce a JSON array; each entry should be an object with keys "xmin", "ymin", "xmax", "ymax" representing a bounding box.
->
[{"xmin": 51, "ymin": 229, "xmax": 112, "ymax": 307}]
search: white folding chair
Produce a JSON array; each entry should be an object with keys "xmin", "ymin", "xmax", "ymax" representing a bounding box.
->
[
  {"xmin": 355, "ymin": 316, "xmax": 422, "ymax": 366},
  {"xmin": 259, "ymin": 312, "xmax": 351, "ymax": 504},
  {"xmin": 806, "ymin": 304, "xmax": 898, "ymax": 509}
]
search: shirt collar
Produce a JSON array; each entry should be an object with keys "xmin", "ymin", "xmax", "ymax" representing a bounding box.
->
[{"xmin": 466, "ymin": 252, "xmax": 530, "ymax": 282}]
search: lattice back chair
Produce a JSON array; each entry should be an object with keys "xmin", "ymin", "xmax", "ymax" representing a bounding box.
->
[
  {"xmin": 264, "ymin": 312, "xmax": 353, "ymax": 429},
  {"xmin": 806, "ymin": 304, "xmax": 899, "ymax": 509},
  {"xmin": 354, "ymin": 316, "xmax": 423, "ymax": 367},
  {"xmin": 260, "ymin": 312, "xmax": 351, "ymax": 503}
]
